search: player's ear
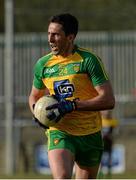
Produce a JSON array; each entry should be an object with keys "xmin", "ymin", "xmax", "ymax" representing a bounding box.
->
[{"xmin": 67, "ymin": 34, "xmax": 75, "ymax": 43}]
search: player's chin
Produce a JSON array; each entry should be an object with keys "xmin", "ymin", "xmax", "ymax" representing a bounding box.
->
[
  {"xmin": 51, "ymin": 49, "xmax": 59, "ymax": 55},
  {"xmin": 52, "ymin": 51, "xmax": 59, "ymax": 55}
]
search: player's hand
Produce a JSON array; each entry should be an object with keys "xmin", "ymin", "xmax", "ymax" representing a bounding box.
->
[
  {"xmin": 32, "ymin": 104, "xmax": 49, "ymax": 129},
  {"xmin": 33, "ymin": 116, "xmax": 49, "ymax": 129},
  {"xmin": 46, "ymin": 97, "xmax": 77, "ymax": 122}
]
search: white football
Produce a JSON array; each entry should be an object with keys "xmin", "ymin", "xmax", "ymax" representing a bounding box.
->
[{"xmin": 34, "ymin": 95, "xmax": 60, "ymax": 127}]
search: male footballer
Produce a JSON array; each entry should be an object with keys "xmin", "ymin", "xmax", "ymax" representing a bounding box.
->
[{"xmin": 29, "ymin": 13, "xmax": 115, "ymax": 179}]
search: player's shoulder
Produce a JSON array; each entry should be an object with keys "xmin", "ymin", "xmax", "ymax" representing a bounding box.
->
[
  {"xmin": 34, "ymin": 52, "xmax": 53, "ymax": 73},
  {"xmin": 76, "ymin": 46, "xmax": 92, "ymax": 56},
  {"xmin": 36, "ymin": 52, "xmax": 53, "ymax": 67},
  {"xmin": 76, "ymin": 45, "xmax": 101, "ymax": 61}
]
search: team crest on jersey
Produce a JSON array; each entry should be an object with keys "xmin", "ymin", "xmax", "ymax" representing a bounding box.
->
[
  {"xmin": 73, "ymin": 63, "xmax": 80, "ymax": 73},
  {"xmin": 54, "ymin": 139, "xmax": 59, "ymax": 145}
]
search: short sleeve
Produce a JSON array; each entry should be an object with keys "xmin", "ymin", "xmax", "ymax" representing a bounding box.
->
[
  {"xmin": 86, "ymin": 55, "xmax": 109, "ymax": 86},
  {"xmin": 33, "ymin": 61, "xmax": 45, "ymax": 89}
]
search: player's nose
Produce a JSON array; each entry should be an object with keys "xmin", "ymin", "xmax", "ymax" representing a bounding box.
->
[{"xmin": 48, "ymin": 34, "xmax": 55, "ymax": 43}]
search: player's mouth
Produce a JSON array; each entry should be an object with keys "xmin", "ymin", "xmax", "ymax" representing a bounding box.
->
[
  {"xmin": 50, "ymin": 43, "xmax": 59, "ymax": 55},
  {"xmin": 50, "ymin": 43, "xmax": 58, "ymax": 51}
]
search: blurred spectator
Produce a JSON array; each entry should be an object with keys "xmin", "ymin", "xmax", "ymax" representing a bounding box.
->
[{"xmin": 100, "ymin": 110, "xmax": 118, "ymax": 177}]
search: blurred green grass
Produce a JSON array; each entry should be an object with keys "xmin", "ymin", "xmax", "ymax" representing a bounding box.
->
[
  {"xmin": 98, "ymin": 171, "xmax": 136, "ymax": 179},
  {"xmin": 0, "ymin": 172, "xmax": 52, "ymax": 179}
]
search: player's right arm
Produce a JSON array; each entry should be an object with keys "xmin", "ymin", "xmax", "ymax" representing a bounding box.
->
[
  {"xmin": 29, "ymin": 85, "xmax": 51, "ymax": 129},
  {"xmin": 29, "ymin": 56, "xmax": 50, "ymax": 114}
]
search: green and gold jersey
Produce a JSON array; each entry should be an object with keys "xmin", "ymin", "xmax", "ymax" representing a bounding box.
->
[{"xmin": 33, "ymin": 45, "xmax": 109, "ymax": 136}]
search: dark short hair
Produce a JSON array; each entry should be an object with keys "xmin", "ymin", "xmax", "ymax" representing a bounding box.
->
[{"xmin": 49, "ymin": 13, "xmax": 78, "ymax": 37}]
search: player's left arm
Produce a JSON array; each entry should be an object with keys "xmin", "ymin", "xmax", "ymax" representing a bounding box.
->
[
  {"xmin": 75, "ymin": 80, "xmax": 115, "ymax": 111},
  {"xmin": 75, "ymin": 54, "xmax": 115, "ymax": 111}
]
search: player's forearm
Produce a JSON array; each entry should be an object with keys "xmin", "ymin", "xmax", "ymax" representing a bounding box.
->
[
  {"xmin": 75, "ymin": 95, "xmax": 115, "ymax": 111},
  {"xmin": 29, "ymin": 95, "xmax": 37, "ymax": 114},
  {"xmin": 29, "ymin": 86, "xmax": 47, "ymax": 114}
]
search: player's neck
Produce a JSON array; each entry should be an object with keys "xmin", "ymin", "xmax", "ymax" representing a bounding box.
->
[{"xmin": 58, "ymin": 44, "xmax": 75, "ymax": 58}]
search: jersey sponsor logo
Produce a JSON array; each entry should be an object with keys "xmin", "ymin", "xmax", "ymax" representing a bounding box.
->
[
  {"xmin": 54, "ymin": 79, "xmax": 74, "ymax": 99},
  {"xmin": 58, "ymin": 83, "xmax": 74, "ymax": 95}
]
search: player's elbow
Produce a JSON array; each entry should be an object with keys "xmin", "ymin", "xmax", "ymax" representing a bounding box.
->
[
  {"xmin": 109, "ymin": 101, "xmax": 115, "ymax": 110},
  {"xmin": 107, "ymin": 96, "xmax": 115, "ymax": 110}
]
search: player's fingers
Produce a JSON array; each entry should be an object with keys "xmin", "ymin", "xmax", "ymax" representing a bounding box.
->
[
  {"xmin": 46, "ymin": 111, "xmax": 58, "ymax": 120},
  {"xmin": 33, "ymin": 116, "xmax": 49, "ymax": 129}
]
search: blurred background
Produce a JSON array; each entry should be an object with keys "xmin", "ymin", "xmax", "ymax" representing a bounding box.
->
[{"xmin": 0, "ymin": 0, "xmax": 136, "ymax": 178}]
